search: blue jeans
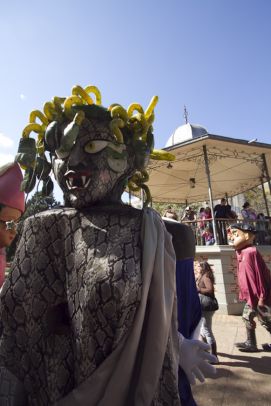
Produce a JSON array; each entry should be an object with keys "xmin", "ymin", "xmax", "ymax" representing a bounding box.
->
[{"xmin": 200, "ymin": 311, "xmax": 216, "ymax": 344}]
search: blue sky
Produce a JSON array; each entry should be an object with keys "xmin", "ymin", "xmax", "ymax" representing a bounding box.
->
[{"xmin": 0, "ymin": 0, "xmax": 271, "ymax": 200}]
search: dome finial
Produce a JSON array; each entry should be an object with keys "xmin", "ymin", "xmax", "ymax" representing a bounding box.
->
[{"xmin": 183, "ymin": 105, "xmax": 188, "ymax": 124}]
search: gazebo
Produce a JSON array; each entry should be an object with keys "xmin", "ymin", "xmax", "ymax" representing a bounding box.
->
[{"xmin": 146, "ymin": 122, "xmax": 271, "ymax": 243}]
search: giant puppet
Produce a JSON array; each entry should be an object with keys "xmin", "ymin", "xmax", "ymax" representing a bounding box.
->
[
  {"xmin": 230, "ymin": 223, "xmax": 271, "ymax": 352},
  {"xmin": 0, "ymin": 85, "xmax": 215, "ymax": 405},
  {"xmin": 0, "ymin": 162, "xmax": 25, "ymax": 288}
]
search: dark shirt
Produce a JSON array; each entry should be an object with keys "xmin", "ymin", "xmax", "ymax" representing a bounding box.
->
[
  {"xmin": 214, "ymin": 204, "xmax": 231, "ymax": 219},
  {"xmin": 164, "ymin": 220, "xmax": 200, "ymax": 406}
]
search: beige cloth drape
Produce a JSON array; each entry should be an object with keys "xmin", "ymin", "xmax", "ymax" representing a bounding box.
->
[{"xmin": 56, "ymin": 208, "xmax": 180, "ymax": 406}]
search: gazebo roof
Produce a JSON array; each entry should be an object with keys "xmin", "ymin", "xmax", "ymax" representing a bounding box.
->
[
  {"xmin": 165, "ymin": 123, "xmax": 208, "ymax": 146},
  {"xmin": 146, "ymin": 132, "xmax": 271, "ymax": 204}
]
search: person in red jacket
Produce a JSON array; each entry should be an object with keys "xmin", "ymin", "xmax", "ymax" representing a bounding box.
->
[
  {"xmin": 230, "ymin": 223, "xmax": 271, "ymax": 352},
  {"xmin": 0, "ymin": 162, "xmax": 25, "ymax": 288}
]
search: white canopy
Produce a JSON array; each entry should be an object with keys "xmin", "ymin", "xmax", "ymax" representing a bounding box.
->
[{"xmin": 146, "ymin": 134, "xmax": 271, "ymax": 204}]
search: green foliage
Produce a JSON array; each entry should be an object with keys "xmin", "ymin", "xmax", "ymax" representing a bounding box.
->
[
  {"xmin": 152, "ymin": 201, "xmax": 203, "ymax": 219},
  {"xmin": 6, "ymin": 191, "xmax": 60, "ymax": 262},
  {"xmin": 21, "ymin": 191, "xmax": 60, "ymax": 219},
  {"xmin": 244, "ymin": 184, "xmax": 271, "ymax": 215},
  {"xmin": 152, "ymin": 202, "xmax": 184, "ymax": 218},
  {"xmin": 155, "ymin": 200, "xmax": 203, "ymax": 213}
]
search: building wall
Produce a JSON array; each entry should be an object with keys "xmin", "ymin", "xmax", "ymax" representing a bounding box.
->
[{"xmin": 195, "ymin": 245, "xmax": 271, "ymax": 315}]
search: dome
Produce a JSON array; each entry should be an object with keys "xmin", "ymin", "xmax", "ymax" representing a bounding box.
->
[{"xmin": 165, "ymin": 123, "xmax": 208, "ymax": 147}]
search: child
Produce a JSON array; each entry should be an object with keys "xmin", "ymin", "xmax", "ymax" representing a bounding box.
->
[
  {"xmin": 0, "ymin": 162, "xmax": 25, "ymax": 287},
  {"xmin": 201, "ymin": 226, "xmax": 215, "ymax": 245}
]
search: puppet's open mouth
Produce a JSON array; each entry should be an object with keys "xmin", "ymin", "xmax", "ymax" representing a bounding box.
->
[{"xmin": 65, "ymin": 171, "xmax": 91, "ymax": 190}]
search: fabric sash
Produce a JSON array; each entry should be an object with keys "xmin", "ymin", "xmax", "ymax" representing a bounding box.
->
[{"xmin": 56, "ymin": 208, "xmax": 179, "ymax": 406}]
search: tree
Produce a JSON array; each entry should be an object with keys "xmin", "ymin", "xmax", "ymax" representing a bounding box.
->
[
  {"xmin": 6, "ymin": 192, "xmax": 61, "ymax": 262},
  {"xmin": 21, "ymin": 191, "xmax": 61, "ymax": 219},
  {"xmin": 152, "ymin": 202, "xmax": 201, "ymax": 219},
  {"xmin": 152, "ymin": 202, "xmax": 183, "ymax": 218},
  {"xmin": 243, "ymin": 184, "xmax": 271, "ymax": 216}
]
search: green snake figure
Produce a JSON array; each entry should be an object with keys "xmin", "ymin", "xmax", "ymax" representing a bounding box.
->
[{"xmin": 0, "ymin": 86, "xmax": 181, "ymax": 405}]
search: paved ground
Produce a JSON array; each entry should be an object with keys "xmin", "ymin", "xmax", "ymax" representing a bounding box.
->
[{"xmin": 192, "ymin": 314, "xmax": 271, "ymax": 406}]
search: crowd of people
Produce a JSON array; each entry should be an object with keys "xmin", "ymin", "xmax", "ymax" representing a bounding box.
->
[{"xmin": 164, "ymin": 198, "xmax": 270, "ymax": 246}]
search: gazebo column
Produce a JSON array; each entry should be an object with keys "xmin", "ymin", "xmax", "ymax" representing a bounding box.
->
[
  {"xmin": 203, "ymin": 145, "xmax": 218, "ymax": 244},
  {"xmin": 261, "ymin": 177, "xmax": 270, "ymax": 217},
  {"xmin": 262, "ymin": 153, "xmax": 271, "ymax": 197}
]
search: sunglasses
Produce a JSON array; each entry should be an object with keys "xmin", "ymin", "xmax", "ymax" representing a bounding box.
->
[{"xmin": 0, "ymin": 219, "xmax": 19, "ymax": 231}]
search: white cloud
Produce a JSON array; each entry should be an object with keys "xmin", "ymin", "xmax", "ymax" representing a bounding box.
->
[
  {"xmin": 0, "ymin": 133, "xmax": 14, "ymax": 148},
  {"xmin": 0, "ymin": 153, "xmax": 15, "ymax": 165},
  {"xmin": 20, "ymin": 94, "xmax": 26, "ymax": 100}
]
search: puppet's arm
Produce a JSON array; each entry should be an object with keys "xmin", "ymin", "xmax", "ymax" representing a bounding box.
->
[{"xmin": 254, "ymin": 251, "xmax": 271, "ymax": 306}]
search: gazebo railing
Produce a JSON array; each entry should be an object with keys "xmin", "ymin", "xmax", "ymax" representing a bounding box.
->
[{"xmin": 181, "ymin": 218, "xmax": 271, "ymax": 246}]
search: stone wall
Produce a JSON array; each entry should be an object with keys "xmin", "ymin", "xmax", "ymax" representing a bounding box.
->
[{"xmin": 195, "ymin": 245, "xmax": 271, "ymax": 315}]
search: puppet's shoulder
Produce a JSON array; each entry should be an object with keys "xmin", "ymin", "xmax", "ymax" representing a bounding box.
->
[
  {"xmin": 162, "ymin": 218, "xmax": 195, "ymax": 260},
  {"xmin": 244, "ymin": 246, "xmax": 258, "ymax": 256},
  {"xmin": 24, "ymin": 207, "xmax": 75, "ymax": 225}
]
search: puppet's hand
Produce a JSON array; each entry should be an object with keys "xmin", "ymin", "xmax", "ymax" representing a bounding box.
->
[{"xmin": 178, "ymin": 333, "xmax": 217, "ymax": 385}]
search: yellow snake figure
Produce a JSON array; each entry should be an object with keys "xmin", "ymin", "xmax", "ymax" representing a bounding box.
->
[{"xmin": 16, "ymin": 84, "xmax": 175, "ymax": 205}]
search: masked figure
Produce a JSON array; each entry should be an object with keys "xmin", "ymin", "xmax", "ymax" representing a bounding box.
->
[
  {"xmin": 0, "ymin": 85, "xmax": 215, "ymax": 405},
  {"xmin": 0, "ymin": 162, "xmax": 25, "ymax": 288},
  {"xmin": 230, "ymin": 223, "xmax": 271, "ymax": 352}
]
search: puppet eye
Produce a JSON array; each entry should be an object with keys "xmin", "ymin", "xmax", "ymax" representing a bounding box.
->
[
  {"xmin": 107, "ymin": 156, "xmax": 127, "ymax": 173},
  {"xmin": 84, "ymin": 140, "xmax": 108, "ymax": 154}
]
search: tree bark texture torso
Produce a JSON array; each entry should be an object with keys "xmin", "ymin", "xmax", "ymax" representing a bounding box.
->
[
  {"xmin": 0, "ymin": 207, "xmax": 180, "ymax": 406},
  {"xmin": 0, "ymin": 207, "xmax": 143, "ymax": 404}
]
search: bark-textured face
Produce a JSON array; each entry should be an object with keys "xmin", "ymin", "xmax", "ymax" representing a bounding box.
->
[
  {"xmin": 17, "ymin": 86, "xmax": 170, "ymax": 207},
  {"xmin": 53, "ymin": 117, "xmax": 133, "ymax": 209}
]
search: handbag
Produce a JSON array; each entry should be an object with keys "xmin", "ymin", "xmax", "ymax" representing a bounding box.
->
[{"xmin": 199, "ymin": 293, "xmax": 219, "ymax": 311}]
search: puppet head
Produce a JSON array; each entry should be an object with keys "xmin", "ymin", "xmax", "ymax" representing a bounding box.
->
[
  {"xmin": 230, "ymin": 223, "xmax": 257, "ymax": 250},
  {"xmin": 16, "ymin": 85, "xmax": 174, "ymax": 209},
  {"xmin": 0, "ymin": 162, "xmax": 25, "ymax": 247}
]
